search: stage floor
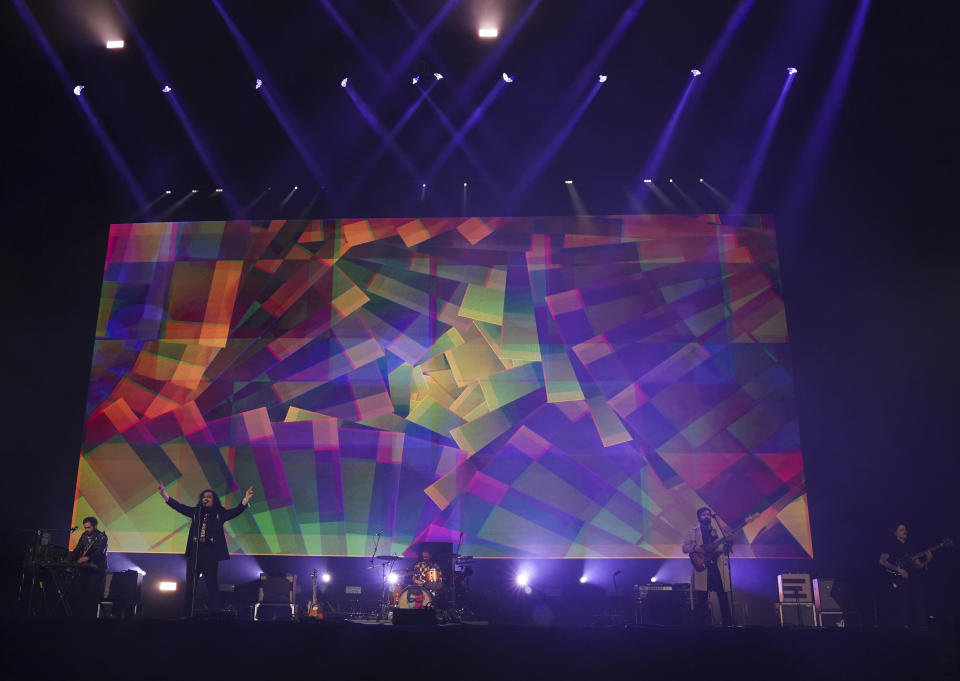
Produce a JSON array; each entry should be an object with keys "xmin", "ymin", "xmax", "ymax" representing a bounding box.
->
[{"xmin": 4, "ymin": 617, "xmax": 956, "ymax": 681}]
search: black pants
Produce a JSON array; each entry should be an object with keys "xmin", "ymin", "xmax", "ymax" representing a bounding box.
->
[
  {"xmin": 69, "ymin": 569, "xmax": 105, "ymax": 618},
  {"xmin": 884, "ymin": 577, "xmax": 927, "ymax": 628},
  {"xmin": 693, "ymin": 563, "xmax": 732, "ymax": 626},
  {"xmin": 184, "ymin": 547, "xmax": 220, "ymax": 616}
]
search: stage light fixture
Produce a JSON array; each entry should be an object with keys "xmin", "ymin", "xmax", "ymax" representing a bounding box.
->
[
  {"xmin": 161, "ymin": 85, "xmax": 172, "ymax": 93},
  {"xmin": 516, "ymin": 572, "xmax": 530, "ymax": 587},
  {"xmin": 787, "ymin": 67, "xmax": 798, "ymax": 75},
  {"xmin": 598, "ymin": 75, "xmax": 608, "ymax": 83},
  {"xmin": 669, "ymin": 178, "xmax": 674, "ymax": 183},
  {"xmin": 412, "ymin": 75, "xmax": 420, "ymax": 85},
  {"xmin": 650, "ymin": 576, "xmax": 658, "ymax": 583},
  {"xmin": 165, "ymin": 190, "xmax": 172, "ymax": 194},
  {"xmin": 422, "ymin": 183, "xmax": 427, "ymax": 188},
  {"xmin": 293, "ymin": 186, "xmax": 299, "ymax": 191},
  {"xmin": 72, "ymin": 85, "xmax": 84, "ymax": 96},
  {"xmin": 564, "ymin": 179, "xmax": 573, "ymax": 184},
  {"xmin": 255, "ymin": 78, "xmax": 263, "ymax": 90},
  {"xmin": 322, "ymin": 573, "xmax": 331, "ymax": 583},
  {"xmin": 463, "ymin": 182, "xmax": 468, "ymax": 187},
  {"xmin": 579, "ymin": 576, "xmax": 588, "ymax": 584},
  {"xmin": 387, "ymin": 572, "xmax": 399, "ymax": 585},
  {"xmin": 434, "ymin": 72, "xmax": 443, "ymax": 80},
  {"xmin": 191, "ymin": 189, "xmax": 198, "ymax": 193},
  {"xmin": 478, "ymin": 27, "xmax": 498, "ymax": 38},
  {"xmin": 215, "ymin": 188, "xmax": 223, "ymax": 193},
  {"xmin": 502, "ymin": 72, "xmax": 514, "ymax": 83},
  {"xmin": 699, "ymin": 178, "xmax": 704, "ymax": 183},
  {"xmin": 690, "ymin": 69, "xmax": 702, "ymax": 77},
  {"xmin": 158, "ymin": 581, "xmax": 177, "ymax": 592},
  {"xmin": 643, "ymin": 179, "xmax": 653, "ymax": 184},
  {"xmin": 106, "ymin": 40, "xmax": 124, "ymax": 49},
  {"xmin": 340, "ymin": 77, "xmax": 349, "ymax": 88}
]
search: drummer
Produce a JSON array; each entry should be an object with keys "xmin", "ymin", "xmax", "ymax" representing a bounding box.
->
[{"xmin": 412, "ymin": 549, "xmax": 442, "ymax": 589}]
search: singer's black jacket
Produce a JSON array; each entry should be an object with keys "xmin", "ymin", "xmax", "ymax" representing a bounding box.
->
[
  {"xmin": 69, "ymin": 529, "xmax": 108, "ymax": 571},
  {"xmin": 166, "ymin": 497, "xmax": 248, "ymax": 562}
]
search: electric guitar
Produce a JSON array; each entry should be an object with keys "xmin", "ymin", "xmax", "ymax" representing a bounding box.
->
[
  {"xmin": 886, "ymin": 538, "xmax": 953, "ymax": 579},
  {"xmin": 306, "ymin": 569, "xmax": 324, "ymax": 619},
  {"xmin": 688, "ymin": 513, "xmax": 759, "ymax": 572}
]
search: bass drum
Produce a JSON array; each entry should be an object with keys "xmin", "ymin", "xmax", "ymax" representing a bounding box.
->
[{"xmin": 395, "ymin": 585, "xmax": 433, "ymax": 610}]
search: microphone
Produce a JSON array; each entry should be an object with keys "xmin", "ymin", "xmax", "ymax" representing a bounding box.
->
[{"xmin": 375, "ymin": 530, "xmax": 383, "ymax": 536}]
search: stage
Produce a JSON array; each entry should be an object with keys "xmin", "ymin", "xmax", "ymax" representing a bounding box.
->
[{"xmin": 5, "ymin": 617, "xmax": 957, "ymax": 681}]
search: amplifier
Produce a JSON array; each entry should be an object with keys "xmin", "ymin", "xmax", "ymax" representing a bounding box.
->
[
  {"xmin": 776, "ymin": 602, "xmax": 817, "ymax": 627},
  {"xmin": 813, "ymin": 578, "xmax": 854, "ymax": 612},
  {"xmin": 777, "ymin": 573, "xmax": 813, "ymax": 603}
]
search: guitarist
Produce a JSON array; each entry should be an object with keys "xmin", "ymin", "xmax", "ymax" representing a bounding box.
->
[
  {"xmin": 682, "ymin": 507, "xmax": 732, "ymax": 626},
  {"xmin": 878, "ymin": 523, "xmax": 932, "ymax": 627}
]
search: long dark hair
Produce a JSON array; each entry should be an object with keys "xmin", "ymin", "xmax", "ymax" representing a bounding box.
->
[{"xmin": 198, "ymin": 489, "xmax": 224, "ymax": 510}]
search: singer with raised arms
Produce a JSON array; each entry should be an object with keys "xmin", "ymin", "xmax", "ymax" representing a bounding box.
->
[{"xmin": 158, "ymin": 482, "xmax": 254, "ymax": 616}]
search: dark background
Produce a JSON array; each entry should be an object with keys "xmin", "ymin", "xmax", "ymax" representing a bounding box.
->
[{"xmin": 2, "ymin": 1, "xmax": 957, "ymax": 613}]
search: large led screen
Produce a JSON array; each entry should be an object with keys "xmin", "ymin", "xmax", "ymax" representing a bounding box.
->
[{"xmin": 75, "ymin": 215, "xmax": 811, "ymax": 559}]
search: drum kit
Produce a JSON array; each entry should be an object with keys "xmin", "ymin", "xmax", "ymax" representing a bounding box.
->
[{"xmin": 372, "ymin": 553, "xmax": 475, "ymax": 623}]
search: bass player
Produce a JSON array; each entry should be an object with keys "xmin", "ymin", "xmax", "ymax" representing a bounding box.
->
[{"xmin": 682, "ymin": 507, "xmax": 732, "ymax": 626}]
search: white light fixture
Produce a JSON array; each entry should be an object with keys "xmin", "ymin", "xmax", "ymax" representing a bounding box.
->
[
  {"xmin": 158, "ymin": 581, "xmax": 177, "ymax": 592},
  {"xmin": 321, "ymin": 573, "xmax": 331, "ymax": 583},
  {"xmin": 340, "ymin": 77, "xmax": 349, "ymax": 88},
  {"xmin": 598, "ymin": 75, "xmax": 608, "ymax": 83},
  {"xmin": 478, "ymin": 27, "xmax": 499, "ymax": 38},
  {"xmin": 502, "ymin": 72, "xmax": 514, "ymax": 83},
  {"xmin": 433, "ymin": 72, "xmax": 443, "ymax": 80},
  {"xmin": 564, "ymin": 179, "xmax": 573, "ymax": 184},
  {"xmin": 215, "ymin": 188, "xmax": 223, "ymax": 193},
  {"xmin": 643, "ymin": 179, "xmax": 653, "ymax": 184},
  {"xmin": 787, "ymin": 67, "xmax": 798, "ymax": 75},
  {"xmin": 72, "ymin": 85, "xmax": 85, "ymax": 96},
  {"xmin": 579, "ymin": 576, "xmax": 588, "ymax": 584},
  {"xmin": 191, "ymin": 189, "xmax": 198, "ymax": 193},
  {"xmin": 164, "ymin": 189, "xmax": 172, "ymax": 194},
  {"xmin": 255, "ymin": 78, "xmax": 263, "ymax": 89},
  {"xmin": 411, "ymin": 75, "xmax": 420, "ymax": 85},
  {"xmin": 690, "ymin": 69, "xmax": 702, "ymax": 77},
  {"xmin": 161, "ymin": 85, "xmax": 172, "ymax": 93},
  {"xmin": 699, "ymin": 178, "xmax": 704, "ymax": 183},
  {"xmin": 106, "ymin": 40, "xmax": 125, "ymax": 49}
]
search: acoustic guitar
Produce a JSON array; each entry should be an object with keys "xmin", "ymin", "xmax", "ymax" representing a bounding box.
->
[
  {"xmin": 688, "ymin": 513, "xmax": 759, "ymax": 572},
  {"xmin": 306, "ymin": 569, "xmax": 324, "ymax": 619}
]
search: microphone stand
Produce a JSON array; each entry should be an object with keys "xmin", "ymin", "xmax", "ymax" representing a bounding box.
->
[
  {"xmin": 189, "ymin": 501, "xmax": 203, "ymax": 618},
  {"xmin": 713, "ymin": 514, "xmax": 735, "ymax": 626},
  {"xmin": 368, "ymin": 532, "xmax": 387, "ymax": 620}
]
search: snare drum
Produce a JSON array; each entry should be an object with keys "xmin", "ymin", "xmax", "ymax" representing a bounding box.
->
[{"xmin": 395, "ymin": 585, "xmax": 432, "ymax": 610}]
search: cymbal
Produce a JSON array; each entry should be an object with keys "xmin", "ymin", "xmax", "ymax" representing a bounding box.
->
[{"xmin": 375, "ymin": 555, "xmax": 400, "ymax": 561}]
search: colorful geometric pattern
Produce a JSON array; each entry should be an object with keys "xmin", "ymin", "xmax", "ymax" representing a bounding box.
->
[{"xmin": 75, "ymin": 215, "xmax": 812, "ymax": 558}]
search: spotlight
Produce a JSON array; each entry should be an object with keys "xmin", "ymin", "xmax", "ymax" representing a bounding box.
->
[
  {"xmin": 387, "ymin": 572, "xmax": 399, "ymax": 585},
  {"xmin": 158, "ymin": 581, "xmax": 177, "ymax": 592},
  {"xmin": 502, "ymin": 72, "xmax": 514, "ymax": 84},
  {"xmin": 421, "ymin": 183, "xmax": 427, "ymax": 188},
  {"xmin": 165, "ymin": 189, "xmax": 172, "ymax": 194},
  {"xmin": 340, "ymin": 77, "xmax": 349, "ymax": 88},
  {"xmin": 412, "ymin": 75, "xmax": 420, "ymax": 85},
  {"xmin": 564, "ymin": 179, "xmax": 574, "ymax": 184},
  {"xmin": 161, "ymin": 85, "xmax": 172, "ymax": 93},
  {"xmin": 650, "ymin": 576, "xmax": 658, "ymax": 583},
  {"xmin": 72, "ymin": 85, "xmax": 85, "ymax": 96},
  {"xmin": 579, "ymin": 576, "xmax": 588, "ymax": 584},
  {"xmin": 321, "ymin": 573, "xmax": 331, "ymax": 584},
  {"xmin": 516, "ymin": 572, "xmax": 530, "ymax": 587},
  {"xmin": 293, "ymin": 186, "xmax": 299, "ymax": 190},
  {"xmin": 215, "ymin": 188, "xmax": 223, "ymax": 193},
  {"xmin": 433, "ymin": 72, "xmax": 443, "ymax": 80},
  {"xmin": 787, "ymin": 67, "xmax": 798, "ymax": 75},
  {"xmin": 478, "ymin": 27, "xmax": 499, "ymax": 38},
  {"xmin": 699, "ymin": 178, "xmax": 704, "ymax": 183},
  {"xmin": 105, "ymin": 40, "xmax": 125, "ymax": 49},
  {"xmin": 598, "ymin": 75, "xmax": 608, "ymax": 83},
  {"xmin": 463, "ymin": 182, "xmax": 468, "ymax": 187},
  {"xmin": 191, "ymin": 189, "xmax": 198, "ymax": 193},
  {"xmin": 690, "ymin": 69, "xmax": 702, "ymax": 77},
  {"xmin": 669, "ymin": 178, "xmax": 674, "ymax": 183},
  {"xmin": 255, "ymin": 78, "xmax": 263, "ymax": 90},
  {"xmin": 643, "ymin": 179, "xmax": 653, "ymax": 184}
]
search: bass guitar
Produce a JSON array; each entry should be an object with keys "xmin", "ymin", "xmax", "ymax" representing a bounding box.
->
[
  {"xmin": 306, "ymin": 569, "xmax": 324, "ymax": 619},
  {"xmin": 886, "ymin": 538, "xmax": 953, "ymax": 579},
  {"xmin": 689, "ymin": 513, "xmax": 759, "ymax": 572}
]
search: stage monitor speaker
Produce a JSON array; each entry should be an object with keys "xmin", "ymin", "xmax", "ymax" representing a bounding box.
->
[
  {"xmin": 776, "ymin": 602, "xmax": 817, "ymax": 627},
  {"xmin": 639, "ymin": 590, "xmax": 690, "ymax": 626},
  {"xmin": 258, "ymin": 572, "xmax": 296, "ymax": 603},
  {"xmin": 392, "ymin": 607, "xmax": 436, "ymax": 625}
]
